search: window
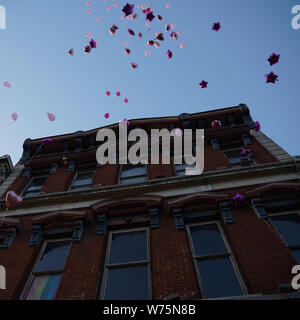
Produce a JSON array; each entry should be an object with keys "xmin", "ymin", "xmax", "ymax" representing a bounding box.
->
[
  {"xmin": 269, "ymin": 212, "xmax": 300, "ymax": 263},
  {"xmin": 22, "ymin": 176, "xmax": 47, "ymax": 197},
  {"xmin": 101, "ymin": 229, "xmax": 150, "ymax": 300},
  {"xmin": 224, "ymin": 148, "xmax": 254, "ymax": 168},
  {"xmin": 69, "ymin": 171, "xmax": 94, "ymax": 191},
  {"xmin": 119, "ymin": 164, "xmax": 147, "ymax": 184},
  {"xmin": 174, "ymin": 159, "xmax": 196, "ymax": 176},
  {"xmin": 187, "ymin": 222, "xmax": 245, "ymax": 299},
  {"xmin": 173, "ymin": 142, "xmax": 197, "ymax": 176},
  {"xmin": 23, "ymin": 240, "xmax": 71, "ymax": 300}
]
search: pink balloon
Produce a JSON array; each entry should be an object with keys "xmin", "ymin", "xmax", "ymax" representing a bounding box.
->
[
  {"xmin": 145, "ymin": 50, "xmax": 151, "ymax": 57},
  {"xmin": 113, "ymin": 2, "xmax": 118, "ymax": 7},
  {"xmin": 171, "ymin": 24, "xmax": 176, "ymax": 29},
  {"xmin": 6, "ymin": 191, "xmax": 23, "ymax": 209},
  {"xmin": 106, "ymin": 91, "xmax": 111, "ymax": 96},
  {"xmin": 180, "ymin": 43, "xmax": 186, "ymax": 49},
  {"xmin": 86, "ymin": 1, "xmax": 92, "ymax": 5},
  {"xmin": 104, "ymin": 113, "xmax": 110, "ymax": 118},
  {"xmin": 3, "ymin": 81, "xmax": 11, "ymax": 88},
  {"xmin": 116, "ymin": 91, "xmax": 121, "ymax": 96},
  {"xmin": 124, "ymin": 41, "xmax": 128, "ymax": 46},
  {"xmin": 96, "ymin": 17, "xmax": 101, "ymax": 22},
  {"xmin": 124, "ymin": 98, "xmax": 129, "ymax": 103},
  {"xmin": 106, "ymin": 5, "xmax": 111, "ymax": 11},
  {"xmin": 146, "ymin": 22, "xmax": 151, "ymax": 27},
  {"xmin": 47, "ymin": 112, "xmax": 56, "ymax": 121},
  {"xmin": 86, "ymin": 32, "xmax": 92, "ymax": 38},
  {"xmin": 86, "ymin": 8, "xmax": 92, "ymax": 14},
  {"xmin": 11, "ymin": 113, "xmax": 18, "ymax": 121},
  {"xmin": 166, "ymin": 3, "xmax": 171, "ymax": 8},
  {"xmin": 176, "ymin": 30, "xmax": 181, "ymax": 35},
  {"xmin": 137, "ymin": 4, "xmax": 141, "ymax": 9}
]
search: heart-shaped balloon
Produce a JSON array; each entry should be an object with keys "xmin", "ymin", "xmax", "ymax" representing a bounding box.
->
[{"xmin": 6, "ymin": 191, "xmax": 23, "ymax": 209}]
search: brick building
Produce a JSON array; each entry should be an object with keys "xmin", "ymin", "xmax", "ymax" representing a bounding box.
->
[{"xmin": 0, "ymin": 103, "xmax": 300, "ymax": 300}]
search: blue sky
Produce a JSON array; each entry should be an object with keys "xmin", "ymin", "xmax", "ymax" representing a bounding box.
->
[{"xmin": 0, "ymin": 0, "xmax": 299, "ymax": 165}]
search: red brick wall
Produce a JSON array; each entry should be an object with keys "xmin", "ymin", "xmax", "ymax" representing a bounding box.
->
[
  {"xmin": 55, "ymin": 224, "xmax": 107, "ymax": 300},
  {"xmin": 151, "ymin": 207, "xmax": 200, "ymax": 300},
  {"xmin": 40, "ymin": 165, "xmax": 74, "ymax": 194},
  {"xmin": 224, "ymin": 206, "xmax": 297, "ymax": 294},
  {"xmin": 0, "ymin": 216, "xmax": 40, "ymax": 300},
  {"xmin": 92, "ymin": 164, "xmax": 118, "ymax": 187},
  {"xmin": 204, "ymin": 144, "xmax": 231, "ymax": 172},
  {"xmin": 250, "ymin": 137, "xmax": 278, "ymax": 164},
  {"xmin": 148, "ymin": 164, "xmax": 175, "ymax": 180}
]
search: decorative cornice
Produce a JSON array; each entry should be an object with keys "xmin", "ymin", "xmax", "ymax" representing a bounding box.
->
[{"xmin": 245, "ymin": 183, "xmax": 300, "ymax": 199}]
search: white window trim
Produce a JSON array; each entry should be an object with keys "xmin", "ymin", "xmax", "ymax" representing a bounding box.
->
[
  {"xmin": 118, "ymin": 164, "xmax": 148, "ymax": 184},
  {"xmin": 68, "ymin": 170, "xmax": 95, "ymax": 191},
  {"xmin": 223, "ymin": 147, "xmax": 256, "ymax": 167},
  {"xmin": 186, "ymin": 221, "xmax": 247, "ymax": 299},
  {"xmin": 99, "ymin": 227, "xmax": 151, "ymax": 300},
  {"xmin": 20, "ymin": 238, "xmax": 72, "ymax": 300},
  {"xmin": 21, "ymin": 175, "xmax": 48, "ymax": 197},
  {"xmin": 268, "ymin": 210, "xmax": 300, "ymax": 252}
]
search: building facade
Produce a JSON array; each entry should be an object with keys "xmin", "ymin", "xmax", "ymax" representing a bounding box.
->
[{"xmin": 0, "ymin": 104, "xmax": 300, "ymax": 300}]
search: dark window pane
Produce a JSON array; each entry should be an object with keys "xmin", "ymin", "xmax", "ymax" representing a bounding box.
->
[
  {"xmin": 292, "ymin": 249, "xmax": 300, "ymax": 264},
  {"xmin": 190, "ymin": 224, "xmax": 227, "ymax": 256},
  {"xmin": 25, "ymin": 274, "xmax": 62, "ymax": 300},
  {"xmin": 120, "ymin": 176, "xmax": 147, "ymax": 184},
  {"xmin": 121, "ymin": 165, "xmax": 146, "ymax": 178},
  {"xmin": 197, "ymin": 257, "xmax": 243, "ymax": 298},
  {"xmin": 104, "ymin": 265, "xmax": 148, "ymax": 300},
  {"xmin": 109, "ymin": 231, "xmax": 147, "ymax": 264},
  {"xmin": 36, "ymin": 241, "xmax": 70, "ymax": 272},
  {"xmin": 26, "ymin": 177, "xmax": 47, "ymax": 192},
  {"xmin": 270, "ymin": 213, "xmax": 300, "ymax": 246},
  {"xmin": 71, "ymin": 171, "xmax": 93, "ymax": 188}
]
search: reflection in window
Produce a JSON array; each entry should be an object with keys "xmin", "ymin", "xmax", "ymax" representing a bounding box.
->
[
  {"xmin": 23, "ymin": 176, "xmax": 47, "ymax": 197},
  {"xmin": 70, "ymin": 171, "xmax": 94, "ymax": 191},
  {"xmin": 102, "ymin": 229, "xmax": 150, "ymax": 300},
  {"xmin": 270, "ymin": 212, "xmax": 300, "ymax": 263},
  {"xmin": 188, "ymin": 223, "xmax": 245, "ymax": 299},
  {"xmin": 24, "ymin": 240, "xmax": 71, "ymax": 300},
  {"xmin": 120, "ymin": 164, "xmax": 147, "ymax": 184}
]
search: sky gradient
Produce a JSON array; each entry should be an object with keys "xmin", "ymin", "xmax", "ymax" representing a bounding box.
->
[{"xmin": 0, "ymin": 0, "xmax": 299, "ymax": 165}]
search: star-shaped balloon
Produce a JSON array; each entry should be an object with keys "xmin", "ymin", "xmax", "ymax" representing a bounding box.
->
[
  {"xmin": 212, "ymin": 22, "xmax": 221, "ymax": 32},
  {"xmin": 146, "ymin": 11, "xmax": 155, "ymax": 22},
  {"xmin": 267, "ymin": 53, "xmax": 280, "ymax": 66},
  {"xmin": 128, "ymin": 28, "xmax": 135, "ymax": 36},
  {"xmin": 265, "ymin": 71, "xmax": 278, "ymax": 83},
  {"xmin": 156, "ymin": 33, "xmax": 164, "ymax": 41},
  {"xmin": 199, "ymin": 80, "xmax": 208, "ymax": 88},
  {"xmin": 84, "ymin": 45, "xmax": 92, "ymax": 53},
  {"xmin": 166, "ymin": 50, "xmax": 172, "ymax": 59},
  {"xmin": 253, "ymin": 121, "xmax": 261, "ymax": 132},
  {"xmin": 122, "ymin": 3, "xmax": 134, "ymax": 16},
  {"xmin": 89, "ymin": 39, "xmax": 97, "ymax": 48}
]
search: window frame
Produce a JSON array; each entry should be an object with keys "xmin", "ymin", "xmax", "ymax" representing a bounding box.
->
[
  {"xmin": 21, "ymin": 175, "xmax": 48, "ymax": 197},
  {"xmin": 99, "ymin": 227, "xmax": 151, "ymax": 300},
  {"xmin": 20, "ymin": 238, "xmax": 72, "ymax": 300},
  {"xmin": 223, "ymin": 147, "xmax": 255, "ymax": 168},
  {"xmin": 172, "ymin": 142, "xmax": 197, "ymax": 176},
  {"xmin": 68, "ymin": 170, "xmax": 95, "ymax": 191},
  {"xmin": 268, "ymin": 210, "xmax": 300, "ymax": 260},
  {"xmin": 118, "ymin": 164, "xmax": 148, "ymax": 185},
  {"xmin": 186, "ymin": 221, "xmax": 247, "ymax": 299}
]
